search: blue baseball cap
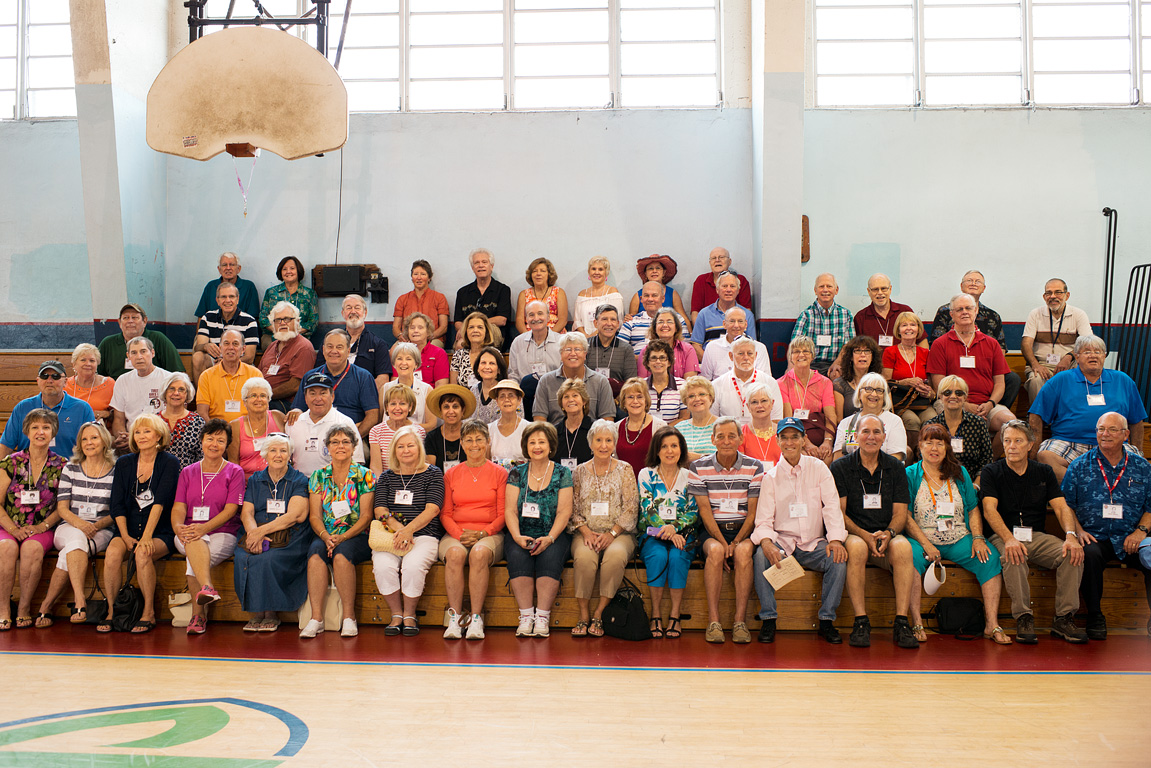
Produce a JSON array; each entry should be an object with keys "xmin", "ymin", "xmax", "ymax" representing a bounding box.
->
[
  {"xmin": 776, "ymin": 417, "xmax": 806, "ymax": 435},
  {"xmin": 303, "ymin": 371, "xmax": 335, "ymax": 390}
]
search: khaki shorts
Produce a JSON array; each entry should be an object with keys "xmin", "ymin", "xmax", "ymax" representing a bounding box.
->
[{"xmin": 438, "ymin": 532, "xmax": 505, "ymax": 562}]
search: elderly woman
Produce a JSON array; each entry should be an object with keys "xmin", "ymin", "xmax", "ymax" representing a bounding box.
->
[
  {"xmin": 832, "ymin": 373, "xmax": 908, "ymax": 462},
  {"xmin": 615, "ymin": 377, "xmax": 668, "ymax": 477},
  {"xmin": 515, "ymin": 256, "xmax": 568, "ymax": 334},
  {"xmin": 171, "ymin": 419, "xmax": 244, "ymax": 634},
  {"xmin": 104, "ymin": 414, "xmax": 180, "ymax": 633},
  {"xmin": 834, "ymin": 335, "xmax": 884, "ymax": 422},
  {"xmin": 778, "ymin": 336, "xmax": 838, "ymax": 462},
  {"xmin": 440, "ymin": 420, "xmax": 507, "ymax": 640},
  {"xmin": 34, "ymin": 422, "xmax": 116, "ymax": 626},
  {"xmin": 228, "ymin": 377, "xmax": 286, "ymax": 481},
  {"xmin": 157, "ymin": 372, "xmax": 205, "ymax": 468},
  {"xmin": 904, "ymin": 423, "xmax": 1008, "ymax": 644},
  {"xmin": 450, "ymin": 311, "xmax": 502, "ymax": 388},
  {"xmin": 382, "ymin": 343, "xmax": 435, "ymax": 432},
  {"xmin": 925, "ymin": 375, "xmax": 993, "ymax": 481},
  {"xmin": 469, "ymin": 345, "xmax": 515, "ymax": 424},
  {"xmin": 636, "ymin": 308, "xmax": 700, "ymax": 380},
  {"xmin": 627, "ymin": 254, "xmax": 692, "ymax": 332},
  {"xmin": 572, "ymin": 256, "xmax": 625, "ymax": 336},
  {"xmin": 883, "ymin": 311, "xmax": 935, "ymax": 455},
  {"xmin": 738, "ymin": 383, "xmax": 781, "ymax": 468},
  {"xmin": 234, "ymin": 433, "xmax": 311, "ymax": 632},
  {"xmin": 368, "ymin": 384, "xmax": 427, "ymax": 477},
  {"xmin": 64, "ymin": 343, "xmax": 114, "ymax": 422},
  {"xmin": 638, "ymin": 427, "xmax": 699, "ymax": 639},
  {"xmin": 642, "ymin": 340, "xmax": 688, "ymax": 425},
  {"xmin": 371, "ymin": 426, "xmax": 444, "ymax": 637},
  {"xmin": 676, "ymin": 376, "xmax": 718, "ymax": 461},
  {"xmin": 424, "ymin": 385, "xmax": 475, "ymax": 469},
  {"xmin": 403, "ymin": 312, "xmax": 450, "ymax": 387},
  {"xmin": 568, "ymin": 419, "xmax": 639, "ymax": 637},
  {"xmin": 0, "ymin": 410, "xmax": 67, "ymax": 630},
  {"xmin": 392, "ymin": 259, "xmax": 450, "ymax": 347},
  {"xmin": 259, "ymin": 255, "xmax": 319, "ymax": 339},
  {"xmin": 489, "ymin": 379, "xmax": 531, "ymax": 465},
  {"xmin": 505, "ymin": 422, "xmax": 574, "ymax": 637},
  {"xmin": 302, "ymin": 424, "xmax": 375, "ymax": 638},
  {"xmin": 554, "ymin": 378, "xmax": 594, "ymax": 470}
]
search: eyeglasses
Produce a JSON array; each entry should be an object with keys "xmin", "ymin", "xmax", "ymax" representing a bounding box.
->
[
  {"xmin": 859, "ymin": 386, "xmax": 885, "ymax": 394},
  {"xmin": 38, "ymin": 372, "xmax": 63, "ymax": 380},
  {"xmin": 1042, "ymin": 291, "xmax": 1067, "ymax": 298},
  {"xmin": 1096, "ymin": 426, "xmax": 1126, "ymax": 435},
  {"xmin": 273, "ymin": 317, "xmax": 294, "ymax": 324},
  {"xmin": 940, "ymin": 389, "xmax": 968, "ymax": 397}
]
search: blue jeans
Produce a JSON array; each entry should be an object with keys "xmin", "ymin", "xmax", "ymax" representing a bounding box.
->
[{"xmin": 753, "ymin": 540, "xmax": 846, "ymax": 621}]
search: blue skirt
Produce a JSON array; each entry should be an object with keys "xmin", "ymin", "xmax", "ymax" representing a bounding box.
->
[{"xmin": 233, "ymin": 517, "xmax": 315, "ymax": 612}]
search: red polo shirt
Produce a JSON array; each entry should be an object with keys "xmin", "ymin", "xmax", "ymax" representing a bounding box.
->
[
  {"xmin": 925, "ymin": 330, "xmax": 1010, "ymax": 404},
  {"xmin": 259, "ymin": 334, "xmax": 317, "ymax": 390},
  {"xmin": 853, "ymin": 301, "xmax": 924, "ymax": 345},
  {"xmin": 691, "ymin": 272, "xmax": 752, "ymax": 315}
]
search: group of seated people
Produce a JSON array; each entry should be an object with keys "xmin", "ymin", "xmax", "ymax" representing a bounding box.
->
[{"xmin": 0, "ymin": 250, "xmax": 1146, "ymax": 645}]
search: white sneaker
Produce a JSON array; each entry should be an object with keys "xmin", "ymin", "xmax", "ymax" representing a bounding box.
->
[
  {"xmin": 516, "ymin": 613, "xmax": 535, "ymax": 637},
  {"xmin": 444, "ymin": 610, "xmax": 463, "ymax": 640},
  {"xmin": 299, "ymin": 619, "xmax": 324, "ymax": 638},
  {"xmin": 465, "ymin": 614, "xmax": 485, "ymax": 640},
  {"xmin": 340, "ymin": 618, "xmax": 358, "ymax": 637},
  {"xmin": 533, "ymin": 614, "xmax": 550, "ymax": 637}
]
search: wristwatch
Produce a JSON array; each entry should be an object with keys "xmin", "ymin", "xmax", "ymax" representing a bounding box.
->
[
  {"xmin": 885, "ymin": 528, "xmax": 895, "ymax": 538},
  {"xmin": 1138, "ymin": 524, "xmax": 1150, "ymax": 534},
  {"xmin": 610, "ymin": 529, "xmax": 619, "ymax": 538}
]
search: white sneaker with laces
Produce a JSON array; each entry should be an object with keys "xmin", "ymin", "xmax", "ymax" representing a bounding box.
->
[
  {"xmin": 444, "ymin": 610, "xmax": 463, "ymax": 640},
  {"xmin": 533, "ymin": 614, "xmax": 550, "ymax": 637},
  {"xmin": 299, "ymin": 619, "xmax": 324, "ymax": 638},
  {"xmin": 465, "ymin": 614, "xmax": 485, "ymax": 640},
  {"xmin": 516, "ymin": 613, "xmax": 535, "ymax": 637},
  {"xmin": 340, "ymin": 618, "xmax": 358, "ymax": 637}
]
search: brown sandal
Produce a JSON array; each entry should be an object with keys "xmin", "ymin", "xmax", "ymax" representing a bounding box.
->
[
  {"xmin": 588, "ymin": 618, "xmax": 604, "ymax": 637},
  {"xmin": 570, "ymin": 621, "xmax": 589, "ymax": 637}
]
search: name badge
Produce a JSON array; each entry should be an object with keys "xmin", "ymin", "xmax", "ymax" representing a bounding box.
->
[
  {"xmin": 789, "ymin": 502, "xmax": 808, "ymax": 519},
  {"xmin": 1102, "ymin": 503, "xmax": 1124, "ymax": 519},
  {"xmin": 659, "ymin": 506, "xmax": 677, "ymax": 521},
  {"xmin": 443, "ymin": 460, "xmax": 460, "ymax": 471},
  {"xmin": 595, "ymin": 367, "xmax": 610, "ymax": 378},
  {"xmin": 225, "ymin": 400, "xmax": 242, "ymax": 413},
  {"xmin": 252, "ymin": 437, "xmax": 267, "ymax": 452},
  {"xmin": 330, "ymin": 499, "xmax": 353, "ymax": 518},
  {"xmin": 305, "ymin": 437, "xmax": 319, "ymax": 452},
  {"xmin": 266, "ymin": 364, "xmax": 281, "ymax": 376},
  {"xmin": 863, "ymin": 494, "xmax": 882, "ymax": 510},
  {"xmin": 951, "ymin": 438, "xmax": 964, "ymax": 454},
  {"xmin": 531, "ymin": 363, "xmax": 547, "ymax": 376},
  {"xmin": 78, "ymin": 504, "xmax": 99, "ymax": 521},
  {"xmin": 591, "ymin": 502, "xmax": 610, "ymax": 517},
  {"xmin": 1087, "ymin": 393, "xmax": 1106, "ymax": 406},
  {"xmin": 136, "ymin": 489, "xmax": 154, "ymax": 508},
  {"xmin": 267, "ymin": 499, "xmax": 286, "ymax": 515},
  {"xmin": 123, "ymin": 357, "xmax": 131, "ymax": 371},
  {"xmin": 1044, "ymin": 353, "xmax": 1061, "ymax": 366},
  {"xmin": 936, "ymin": 501, "xmax": 956, "ymax": 518},
  {"xmin": 413, "ymin": 370, "xmax": 423, "ymax": 383},
  {"xmin": 347, "ymin": 353, "xmax": 357, "ymax": 366},
  {"xmin": 718, "ymin": 498, "xmax": 739, "ymax": 513},
  {"xmin": 878, "ymin": 335, "xmax": 894, "ymax": 347},
  {"xmin": 49, "ymin": 437, "xmax": 56, "ymax": 448},
  {"xmin": 937, "ymin": 518, "xmax": 955, "ymax": 532},
  {"xmin": 959, "ymin": 356, "xmax": 976, "ymax": 369},
  {"xmin": 793, "ymin": 408, "xmax": 811, "ymax": 420},
  {"xmin": 19, "ymin": 490, "xmax": 40, "ymax": 505},
  {"xmin": 522, "ymin": 502, "xmax": 541, "ymax": 519},
  {"xmin": 816, "ymin": 334, "xmax": 832, "ymax": 347},
  {"xmin": 394, "ymin": 490, "xmax": 414, "ymax": 506},
  {"xmin": 1013, "ymin": 525, "xmax": 1033, "ymax": 542},
  {"xmin": 191, "ymin": 505, "xmax": 210, "ymax": 522},
  {"xmin": 561, "ymin": 458, "xmax": 577, "ymax": 470}
]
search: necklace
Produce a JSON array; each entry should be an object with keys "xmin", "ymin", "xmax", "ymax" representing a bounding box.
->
[
  {"xmin": 657, "ymin": 465, "xmax": 678, "ymax": 490},
  {"xmin": 623, "ymin": 416, "xmax": 647, "ymax": 445},
  {"xmin": 528, "ymin": 461, "xmax": 553, "ymax": 490}
]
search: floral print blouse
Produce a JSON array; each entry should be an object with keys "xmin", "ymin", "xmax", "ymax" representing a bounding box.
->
[
  {"xmin": 0, "ymin": 451, "xmax": 67, "ymax": 526},
  {"xmin": 259, "ymin": 282, "xmax": 319, "ymax": 336},
  {"xmin": 308, "ymin": 463, "xmax": 376, "ymax": 535},
  {"xmin": 637, "ymin": 466, "xmax": 700, "ymax": 543}
]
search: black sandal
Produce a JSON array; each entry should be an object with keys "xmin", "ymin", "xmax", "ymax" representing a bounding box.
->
[
  {"xmin": 665, "ymin": 616, "xmax": 682, "ymax": 639},
  {"xmin": 96, "ymin": 619, "xmax": 113, "ymax": 633},
  {"xmin": 650, "ymin": 618, "xmax": 664, "ymax": 639},
  {"xmin": 130, "ymin": 620, "xmax": 155, "ymax": 634}
]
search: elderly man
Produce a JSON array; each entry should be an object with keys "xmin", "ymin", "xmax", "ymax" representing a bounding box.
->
[
  {"xmin": 752, "ymin": 417, "xmax": 848, "ymax": 644},
  {"xmin": 926, "ymin": 293, "xmax": 1014, "ymax": 438},
  {"xmin": 192, "ymin": 282, "xmax": 259, "ymax": 383},
  {"xmin": 792, "ymin": 272, "xmax": 853, "ymax": 377},
  {"xmin": 195, "ymin": 330, "xmax": 261, "ymax": 421},
  {"xmin": 981, "ymin": 420, "xmax": 1087, "ymax": 644},
  {"xmin": 96, "ymin": 303, "xmax": 184, "ymax": 379},
  {"xmin": 0, "ymin": 361, "xmax": 94, "ymax": 459},
  {"xmin": 690, "ymin": 247, "xmax": 752, "ymax": 325},
  {"xmin": 586, "ymin": 305, "xmax": 638, "ymax": 384},
  {"xmin": 1029, "ymin": 335, "xmax": 1146, "ymax": 483},
  {"xmin": 109, "ymin": 337, "xmax": 170, "ymax": 449},
  {"xmin": 508, "ymin": 300, "xmax": 562, "ymax": 382},
  {"xmin": 853, "ymin": 273, "xmax": 923, "ymax": 349},
  {"xmin": 194, "ymin": 251, "xmax": 260, "ymax": 320},
  {"xmin": 711, "ymin": 337, "xmax": 783, "ymax": 426},
  {"xmin": 291, "ymin": 329, "xmax": 379, "ymax": 438},
  {"xmin": 929, "ymin": 270, "xmax": 1020, "ymax": 410},
  {"xmin": 690, "ymin": 271, "xmax": 756, "ymax": 358},
  {"xmin": 830, "ymin": 414, "xmax": 919, "ymax": 649},
  {"xmin": 1062, "ymin": 412, "xmax": 1151, "ymax": 640},
  {"xmin": 285, "ymin": 371, "xmax": 365, "ymax": 475},
  {"xmin": 454, "ymin": 248, "xmax": 513, "ymax": 352},
  {"xmin": 259, "ymin": 301, "xmax": 317, "ymax": 412},
  {"xmin": 319, "ymin": 294, "xmax": 391, "ymax": 388},
  {"xmin": 531, "ymin": 333, "xmax": 616, "ymax": 423},
  {"xmin": 1021, "ymin": 278, "xmax": 1093, "ymax": 402},
  {"xmin": 688, "ymin": 417, "xmax": 765, "ymax": 644},
  {"xmin": 620, "ymin": 281, "xmax": 689, "ymax": 347},
  {"xmin": 700, "ymin": 307, "xmax": 771, "ymax": 381}
]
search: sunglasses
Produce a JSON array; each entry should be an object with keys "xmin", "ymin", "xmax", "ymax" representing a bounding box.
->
[
  {"xmin": 38, "ymin": 372, "xmax": 63, "ymax": 380},
  {"xmin": 940, "ymin": 389, "xmax": 968, "ymax": 397}
]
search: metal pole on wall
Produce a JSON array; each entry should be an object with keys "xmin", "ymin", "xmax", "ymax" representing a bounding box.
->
[{"xmin": 1102, "ymin": 207, "xmax": 1118, "ymax": 348}]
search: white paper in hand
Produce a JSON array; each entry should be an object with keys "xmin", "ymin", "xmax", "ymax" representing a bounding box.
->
[{"xmin": 762, "ymin": 555, "xmax": 805, "ymax": 591}]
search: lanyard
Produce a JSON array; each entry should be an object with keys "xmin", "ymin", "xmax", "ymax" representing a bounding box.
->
[
  {"xmin": 874, "ymin": 308, "xmax": 893, "ymax": 338},
  {"xmin": 268, "ymin": 474, "xmax": 282, "ymax": 501},
  {"xmin": 198, "ymin": 461, "xmax": 221, "ymax": 506},
  {"xmin": 328, "ymin": 364, "xmax": 351, "ymax": 393},
  {"xmin": 731, "ymin": 371, "xmax": 757, "ymax": 412},
  {"xmin": 592, "ymin": 339, "xmax": 617, "ymax": 373},
  {"xmin": 789, "ymin": 372, "xmax": 813, "ymax": 411},
  {"xmin": 923, "ymin": 473, "xmax": 954, "ymax": 511},
  {"xmin": 564, "ymin": 422, "xmax": 581, "ymax": 458},
  {"xmin": 859, "ymin": 466, "xmax": 883, "ymax": 494},
  {"xmin": 1085, "ymin": 375, "xmax": 1104, "ymax": 399},
  {"xmin": 1096, "ymin": 453, "xmax": 1128, "ymax": 502},
  {"xmin": 1048, "ymin": 310, "xmax": 1066, "ymax": 353}
]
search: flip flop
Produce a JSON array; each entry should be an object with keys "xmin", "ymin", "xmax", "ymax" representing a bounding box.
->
[
  {"xmin": 243, "ymin": 619, "xmax": 262, "ymax": 632},
  {"xmin": 33, "ymin": 613, "xmax": 53, "ymax": 629},
  {"xmin": 912, "ymin": 624, "xmax": 928, "ymax": 643},
  {"xmin": 984, "ymin": 626, "xmax": 1013, "ymax": 645},
  {"xmin": 15, "ymin": 616, "xmax": 32, "ymax": 629},
  {"xmin": 0, "ymin": 619, "xmax": 11, "ymax": 632},
  {"xmin": 70, "ymin": 606, "xmax": 87, "ymax": 624}
]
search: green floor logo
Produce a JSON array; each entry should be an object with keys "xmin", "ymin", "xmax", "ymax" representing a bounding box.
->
[{"xmin": 0, "ymin": 698, "xmax": 308, "ymax": 766}]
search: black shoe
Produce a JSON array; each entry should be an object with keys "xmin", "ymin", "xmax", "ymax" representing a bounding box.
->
[
  {"xmin": 818, "ymin": 619, "xmax": 842, "ymax": 645},
  {"xmin": 1050, "ymin": 613, "xmax": 1088, "ymax": 644},
  {"xmin": 892, "ymin": 615, "xmax": 919, "ymax": 649},
  {"xmin": 1085, "ymin": 613, "xmax": 1107, "ymax": 641},
  {"xmin": 1015, "ymin": 614, "xmax": 1038, "ymax": 645},
  {"xmin": 757, "ymin": 619, "xmax": 776, "ymax": 644},
  {"xmin": 848, "ymin": 616, "xmax": 871, "ymax": 648}
]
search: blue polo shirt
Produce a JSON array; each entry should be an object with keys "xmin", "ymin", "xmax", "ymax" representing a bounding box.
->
[
  {"xmin": 1030, "ymin": 368, "xmax": 1148, "ymax": 443},
  {"xmin": 291, "ymin": 362, "xmax": 379, "ymax": 423},
  {"xmin": 1063, "ymin": 447, "xmax": 1151, "ymax": 560},
  {"xmin": 690, "ymin": 302, "xmax": 756, "ymax": 346},
  {"xmin": 0, "ymin": 393, "xmax": 95, "ymax": 457}
]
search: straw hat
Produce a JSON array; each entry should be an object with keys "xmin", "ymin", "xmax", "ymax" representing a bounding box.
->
[
  {"xmin": 636, "ymin": 254, "xmax": 678, "ymax": 283},
  {"xmin": 425, "ymin": 384, "xmax": 477, "ymax": 419},
  {"xmin": 489, "ymin": 379, "xmax": 524, "ymax": 398}
]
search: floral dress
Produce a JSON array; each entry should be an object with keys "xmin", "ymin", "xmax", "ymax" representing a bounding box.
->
[{"xmin": 0, "ymin": 451, "xmax": 67, "ymax": 526}]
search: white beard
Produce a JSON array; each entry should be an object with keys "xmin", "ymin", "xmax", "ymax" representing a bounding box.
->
[
  {"xmin": 273, "ymin": 329, "xmax": 298, "ymax": 342},
  {"xmin": 345, "ymin": 317, "xmax": 365, "ymax": 331}
]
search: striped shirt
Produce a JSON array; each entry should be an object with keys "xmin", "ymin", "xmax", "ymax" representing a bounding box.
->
[
  {"xmin": 687, "ymin": 452, "xmax": 764, "ymax": 523},
  {"xmin": 648, "ymin": 376, "xmax": 686, "ymax": 423},
  {"xmin": 677, "ymin": 419, "xmax": 718, "ymax": 457},
  {"xmin": 57, "ymin": 462, "xmax": 115, "ymax": 520},
  {"xmin": 373, "ymin": 465, "xmax": 446, "ymax": 539},
  {"xmin": 195, "ymin": 308, "xmax": 260, "ymax": 347}
]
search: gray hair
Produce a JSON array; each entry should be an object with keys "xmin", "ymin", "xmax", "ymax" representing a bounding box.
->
[
  {"xmin": 587, "ymin": 418, "xmax": 617, "ymax": 446},
  {"xmin": 126, "ymin": 335, "xmax": 154, "ymax": 353},
  {"xmin": 1096, "ymin": 411, "xmax": 1129, "ymax": 430},
  {"xmin": 723, "ymin": 306, "xmax": 746, "ymax": 321},
  {"xmin": 241, "ymin": 377, "xmax": 272, "ymax": 399},
  {"xmin": 218, "ymin": 251, "xmax": 240, "ymax": 266},
  {"xmin": 730, "ymin": 335, "xmax": 758, "ymax": 353},
  {"xmin": 852, "ymin": 372, "xmax": 893, "ymax": 411},
  {"xmin": 949, "ymin": 293, "xmax": 977, "ymax": 311},
  {"xmin": 324, "ymin": 328, "xmax": 352, "ymax": 346},
  {"xmin": 1001, "ymin": 419, "xmax": 1034, "ymax": 443},
  {"xmin": 216, "ymin": 282, "xmax": 240, "ymax": 298},
  {"xmin": 470, "ymin": 248, "xmax": 494, "ymax": 265},
  {"xmin": 270, "ymin": 300, "xmax": 300, "ymax": 322},
  {"xmin": 716, "ymin": 271, "xmax": 740, "ymax": 287},
  {"xmin": 341, "ymin": 293, "xmax": 368, "ymax": 311},
  {"xmin": 391, "ymin": 341, "xmax": 422, "ymax": 367},
  {"xmin": 712, "ymin": 416, "xmax": 740, "ymax": 437},
  {"xmin": 324, "ymin": 423, "xmax": 360, "ymax": 448},
  {"xmin": 460, "ymin": 419, "xmax": 490, "ymax": 441},
  {"xmin": 161, "ymin": 371, "xmax": 196, "ymax": 402},
  {"xmin": 559, "ymin": 332, "xmax": 589, "ymax": 352},
  {"xmin": 855, "ymin": 413, "xmax": 887, "ymax": 434},
  {"xmin": 259, "ymin": 432, "xmax": 293, "ymax": 460},
  {"xmin": 788, "ymin": 335, "xmax": 816, "ymax": 357},
  {"xmin": 526, "ymin": 299, "xmax": 549, "ymax": 316},
  {"xmin": 594, "ymin": 303, "xmax": 620, "ymax": 321},
  {"xmin": 1074, "ymin": 334, "xmax": 1107, "ymax": 356},
  {"xmin": 743, "ymin": 382, "xmax": 775, "ymax": 405}
]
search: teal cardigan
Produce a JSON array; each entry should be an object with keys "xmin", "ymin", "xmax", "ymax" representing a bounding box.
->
[{"xmin": 905, "ymin": 461, "xmax": 979, "ymax": 525}]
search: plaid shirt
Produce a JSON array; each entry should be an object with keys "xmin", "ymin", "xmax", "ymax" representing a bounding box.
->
[{"xmin": 792, "ymin": 301, "xmax": 854, "ymax": 363}]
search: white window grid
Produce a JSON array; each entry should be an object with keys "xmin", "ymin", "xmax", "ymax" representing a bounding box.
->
[
  {"xmin": 814, "ymin": 0, "xmax": 1149, "ymax": 107},
  {"xmin": 1, "ymin": 0, "xmax": 75, "ymax": 120}
]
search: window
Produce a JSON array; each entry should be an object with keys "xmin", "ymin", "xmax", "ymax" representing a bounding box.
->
[{"xmin": 0, "ymin": 0, "xmax": 75, "ymax": 119}]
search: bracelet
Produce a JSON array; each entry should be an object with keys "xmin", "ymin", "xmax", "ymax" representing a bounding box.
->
[
  {"xmin": 973, "ymin": 535, "xmax": 986, "ymax": 541},
  {"xmin": 1065, "ymin": 530, "xmax": 1078, "ymax": 538}
]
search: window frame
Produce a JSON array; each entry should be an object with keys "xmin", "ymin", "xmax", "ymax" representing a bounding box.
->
[{"xmin": 2, "ymin": 0, "xmax": 77, "ymax": 121}]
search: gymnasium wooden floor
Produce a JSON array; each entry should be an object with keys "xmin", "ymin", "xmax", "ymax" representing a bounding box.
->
[{"xmin": 1, "ymin": 623, "xmax": 1148, "ymax": 767}]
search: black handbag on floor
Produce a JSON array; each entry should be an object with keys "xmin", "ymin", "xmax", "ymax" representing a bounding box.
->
[
  {"xmin": 601, "ymin": 577, "xmax": 652, "ymax": 641},
  {"xmin": 929, "ymin": 597, "xmax": 984, "ymax": 639},
  {"xmin": 111, "ymin": 560, "xmax": 145, "ymax": 632},
  {"xmin": 76, "ymin": 540, "xmax": 108, "ymax": 625}
]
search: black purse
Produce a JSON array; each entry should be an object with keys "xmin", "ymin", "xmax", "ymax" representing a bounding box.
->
[
  {"xmin": 110, "ymin": 559, "xmax": 145, "ymax": 632},
  {"xmin": 928, "ymin": 597, "xmax": 984, "ymax": 640},
  {"xmin": 75, "ymin": 539, "xmax": 108, "ymax": 625},
  {"xmin": 601, "ymin": 577, "xmax": 652, "ymax": 641}
]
